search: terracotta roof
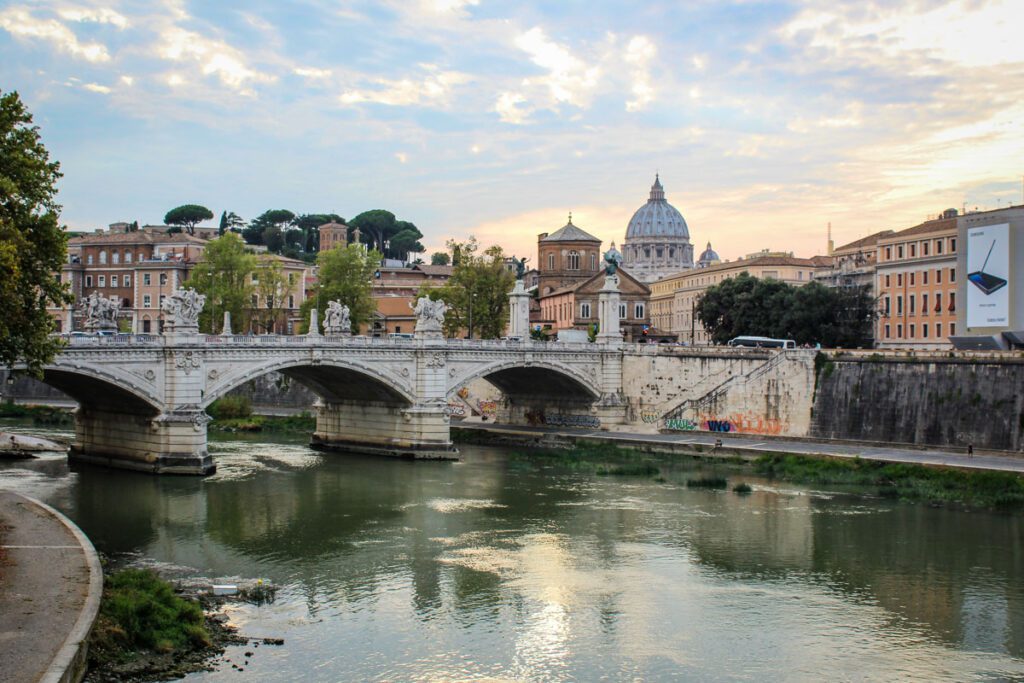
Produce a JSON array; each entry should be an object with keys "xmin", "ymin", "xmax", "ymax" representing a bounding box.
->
[
  {"xmin": 540, "ymin": 219, "xmax": 601, "ymax": 243},
  {"xmin": 880, "ymin": 217, "xmax": 957, "ymax": 241},
  {"xmin": 834, "ymin": 230, "xmax": 895, "ymax": 253},
  {"xmin": 809, "ymin": 255, "xmax": 835, "ymax": 267},
  {"xmin": 68, "ymin": 232, "xmax": 207, "ymax": 246}
]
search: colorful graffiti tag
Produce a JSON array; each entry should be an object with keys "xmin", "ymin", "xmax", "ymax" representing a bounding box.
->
[
  {"xmin": 663, "ymin": 413, "xmax": 787, "ymax": 435},
  {"xmin": 477, "ymin": 400, "xmax": 498, "ymax": 418},
  {"xmin": 524, "ymin": 410, "xmax": 601, "ymax": 428},
  {"xmin": 664, "ymin": 418, "xmax": 698, "ymax": 431},
  {"xmin": 640, "ymin": 410, "xmax": 661, "ymax": 424},
  {"xmin": 445, "ymin": 402, "xmax": 466, "ymax": 418}
]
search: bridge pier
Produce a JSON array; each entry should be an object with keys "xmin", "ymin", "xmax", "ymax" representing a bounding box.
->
[
  {"xmin": 69, "ymin": 407, "xmax": 215, "ymax": 475},
  {"xmin": 311, "ymin": 400, "xmax": 456, "ymax": 459}
]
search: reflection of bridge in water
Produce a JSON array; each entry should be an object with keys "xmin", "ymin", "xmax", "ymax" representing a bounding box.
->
[{"xmin": 38, "ymin": 334, "xmax": 626, "ymax": 474}]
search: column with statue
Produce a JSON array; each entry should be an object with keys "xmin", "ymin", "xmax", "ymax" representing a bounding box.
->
[
  {"xmin": 597, "ymin": 244, "xmax": 623, "ymax": 345},
  {"xmin": 507, "ymin": 256, "xmax": 530, "ymax": 339}
]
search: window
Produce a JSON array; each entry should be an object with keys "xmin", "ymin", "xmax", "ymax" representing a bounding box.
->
[
  {"xmin": 143, "ymin": 273, "xmax": 151, "ymax": 286},
  {"xmin": 159, "ymin": 295, "xmax": 166, "ymax": 309},
  {"xmin": 884, "ymin": 274, "xmax": 891, "ymax": 287},
  {"xmin": 251, "ymin": 273, "xmax": 259, "ymax": 283},
  {"xmin": 87, "ymin": 254, "xmax": 94, "ymax": 265},
  {"xmin": 950, "ymin": 323, "xmax": 956, "ymax": 335},
  {"xmin": 159, "ymin": 274, "xmax": 167, "ymax": 285},
  {"xmin": 99, "ymin": 250, "xmax": 107, "ymax": 264},
  {"xmin": 934, "ymin": 292, "xmax": 942, "ymax": 312},
  {"xmin": 125, "ymin": 251, "xmax": 132, "ymax": 263},
  {"xmin": 288, "ymin": 273, "xmax": 297, "ymax": 285},
  {"xmin": 909, "ymin": 294, "xmax": 915, "ymax": 314},
  {"xmin": 909, "ymin": 324, "xmax": 915, "ymax": 338},
  {"xmin": 949, "ymin": 292, "xmax": 956, "ymax": 312},
  {"xmin": 798, "ymin": 271, "xmax": 804, "ymax": 280},
  {"xmin": 580, "ymin": 302, "xmax": 591, "ymax": 318},
  {"xmin": 288, "ymin": 295, "xmax": 295, "ymax": 308},
  {"xmin": 922, "ymin": 293, "xmax": 928, "ymax": 314},
  {"xmin": 590, "ymin": 253, "xmax": 597, "ymax": 270},
  {"xmin": 885, "ymin": 246, "xmax": 892, "ymax": 260},
  {"xmin": 548, "ymin": 253, "xmax": 555, "ymax": 270},
  {"xmin": 910, "ymin": 272, "xmax": 915, "ymax": 286},
  {"xmin": 619, "ymin": 303, "xmax": 627, "ymax": 318},
  {"xmin": 395, "ymin": 326, "xmax": 402, "ymax": 334},
  {"xmin": 124, "ymin": 276, "xmax": 130, "ymax": 288},
  {"xmin": 111, "ymin": 275, "xmax": 118, "ymax": 287},
  {"xmin": 884, "ymin": 324, "xmax": 891, "ymax": 338},
  {"xmin": 251, "ymin": 294, "xmax": 258, "ymax": 307},
  {"xmin": 950, "ymin": 268, "xmax": 956, "ymax": 282},
  {"xmin": 923, "ymin": 323, "xmax": 929, "ymax": 339},
  {"xmin": 644, "ymin": 248, "xmax": 651, "ymax": 259},
  {"xmin": 936, "ymin": 240, "xmax": 943, "ymax": 254},
  {"xmin": 266, "ymin": 295, "xmax": 274, "ymax": 309},
  {"xmin": 567, "ymin": 251, "xmax": 580, "ymax": 270},
  {"xmin": 936, "ymin": 269, "xmax": 942, "ymax": 284},
  {"xmin": 950, "ymin": 238, "xmax": 957, "ymax": 252},
  {"xmin": 910, "ymin": 244, "xmax": 916, "ymax": 258},
  {"xmin": 635, "ymin": 303, "xmax": 645, "ymax": 319},
  {"xmin": 897, "ymin": 274, "xmax": 903, "ymax": 286},
  {"xmin": 85, "ymin": 275, "xmax": 93, "ymax": 287},
  {"xmin": 138, "ymin": 251, "xmax": 145, "ymax": 262},
  {"xmin": 98, "ymin": 275, "xmax": 106, "ymax": 287},
  {"xmin": 936, "ymin": 323, "xmax": 942, "ymax": 338},
  {"xmin": 897, "ymin": 324, "xmax": 903, "ymax": 338},
  {"xmin": 143, "ymin": 294, "xmax": 151, "ymax": 308},
  {"xmin": 884, "ymin": 296, "xmax": 891, "ymax": 315},
  {"xmin": 923, "ymin": 271, "xmax": 928, "ymax": 285},
  {"xmin": 897, "ymin": 295, "xmax": 903, "ymax": 314},
  {"xmin": 923, "ymin": 242, "xmax": 929, "ymax": 256},
  {"xmin": 897, "ymin": 245, "xmax": 904, "ymax": 258},
  {"xmin": 142, "ymin": 319, "xmax": 151, "ymax": 333},
  {"xmin": 113, "ymin": 252, "xmax": 120, "ymax": 264},
  {"xmin": 656, "ymin": 248, "xmax": 663, "ymax": 258}
]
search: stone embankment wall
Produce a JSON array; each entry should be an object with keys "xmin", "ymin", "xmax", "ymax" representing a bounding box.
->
[
  {"xmin": 810, "ymin": 351, "xmax": 1024, "ymax": 452},
  {"xmin": 620, "ymin": 348, "xmax": 816, "ymax": 437}
]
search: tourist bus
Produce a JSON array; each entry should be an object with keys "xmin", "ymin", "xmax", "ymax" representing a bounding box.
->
[{"xmin": 727, "ymin": 336, "xmax": 797, "ymax": 349}]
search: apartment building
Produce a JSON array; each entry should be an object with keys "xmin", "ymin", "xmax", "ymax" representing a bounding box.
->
[{"xmin": 875, "ymin": 212, "xmax": 959, "ymax": 350}]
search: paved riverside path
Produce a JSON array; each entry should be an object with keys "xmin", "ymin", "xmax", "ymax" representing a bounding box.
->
[
  {"xmin": 0, "ymin": 490, "xmax": 101, "ymax": 683},
  {"xmin": 455, "ymin": 422, "xmax": 1024, "ymax": 474}
]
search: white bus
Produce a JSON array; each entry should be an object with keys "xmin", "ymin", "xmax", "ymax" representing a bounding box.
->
[{"xmin": 727, "ymin": 336, "xmax": 796, "ymax": 349}]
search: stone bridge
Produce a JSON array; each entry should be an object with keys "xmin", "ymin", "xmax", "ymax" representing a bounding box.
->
[{"xmin": 36, "ymin": 334, "xmax": 626, "ymax": 474}]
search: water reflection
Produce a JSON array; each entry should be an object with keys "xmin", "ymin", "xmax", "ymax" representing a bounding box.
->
[{"xmin": 1, "ymin": 425, "xmax": 1023, "ymax": 680}]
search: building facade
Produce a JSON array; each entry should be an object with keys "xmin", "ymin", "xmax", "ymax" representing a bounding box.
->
[
  {"xmin": 875, "ymin": 213, "xmax": 959, "ymax": 350},
  {"xmin": 536, "ymin": 216, "xmax": 603, "ymax": 296},
  {"xmin": 538, "ymin": 269, "xmax": 651, "ymax": 341},
  {"xmin": 621, "ymin": 175, "xmax": 694, "ymax": 283}
]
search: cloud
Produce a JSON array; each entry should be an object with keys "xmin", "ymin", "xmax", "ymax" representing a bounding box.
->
[
  {"xmin": 58, "ymin": 7, "xmax": 128, "ymax": 30},
  {"xmin": 339, "ymin": 65, "xmax": 471, "ymax": 107},
  {"xmin": 294, "ymin": 66, "xmax": 332, "ymax": 80},
  {"xmin": 395, "ymin": 152, "xmax": 409, "ymax": 163},
  {"xmin": 494, "ymin": 91, "xmax": 532, "ymax": 124},
  {"xmin": 515, "ymin": 26, "xmax": 600, "ymax": 107},
  {"xmin": 83, "ymin": 82, "xmax": 112, "ymax": 94},
  {"xmin": 624, "ymin": 35, "xmax": 656, "ymax": 112},
  {"xmin": 157, "ymin": 26, "xmax": 276, "ymax": 94},
  {"xmin": 0, "ymin": 6, "xmax": 110, "ymax": 62}
]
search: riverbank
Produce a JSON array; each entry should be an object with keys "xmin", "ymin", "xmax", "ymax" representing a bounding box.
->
[{"xmin": 454, "ymin": 424, "xmax": 1024, "ymax": 511}]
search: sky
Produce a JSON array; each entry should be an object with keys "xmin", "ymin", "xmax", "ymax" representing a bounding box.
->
[{"xmin": 2, "ymin": 0, "xmax": 1023, "ymax": 263}]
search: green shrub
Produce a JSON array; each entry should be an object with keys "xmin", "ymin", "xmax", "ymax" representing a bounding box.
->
[
  {"xmin": 596, "ymin": 463, "xmax": 661, "ymax": 476},
  {"xmin": 206, "ymin": 395, "xmax": 252, "ymax": 419},
  {"xmin": 732, "ymin": 482, "xmax": 752, "ymax": 494},
  {"xmin": 687, "ymin": 476, "xmax": 728, "ymax": 489}
]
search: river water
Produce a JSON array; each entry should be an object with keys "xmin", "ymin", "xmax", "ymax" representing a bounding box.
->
[{"xmin": 2, "ymin": 421, "xmax": 1023, "ymax": 682}]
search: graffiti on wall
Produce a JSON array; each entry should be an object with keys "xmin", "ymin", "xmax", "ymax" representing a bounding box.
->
[
  {"xmin": 525, "ymin": 409, "xmax": 601, "ymax": 429},
  {"xmin": 663, "ymin": 413, "xmax": 787, "ymax": 435},
  {"xmin": 477, "ymin": 400, "xmax": 498, "ymax": 418},
  {"xmin": 445, "ymin": 402, "xmax": 466, "ymax": 418},
  {"xmin": 640, "ymin": 409, "xmax": 661, "ymax": 424},
  {"xmin": 457, "ymin": 386, "xmax": 470, "ymax": 400}
]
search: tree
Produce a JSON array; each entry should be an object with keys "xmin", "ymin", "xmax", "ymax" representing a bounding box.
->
[
  {"xmin": 250, "ymin": 257, "xmax": 292, "ymax": 334},
  {"xmin": 349, "ymin": 210, "xmax": 424, "ymax": 260},
  {"xmin": 696, "ymin": 274, "xmax": 877, "ymax": 348},
  {"xmin": 430, "ymin": 252, "xmax": 450, "ymax": 265},
  {"xmin": 218, "ymin": 211, "xmax": 244, "ymax": 236},
  {"xmin": 421, "ymin": 237, "xmax": 514, "ymax": 339},
  {"xmin": 130, "ymin": 220, "xmax": 139, "ymax": 232},
  {"xmin": 188, "ymin": 233, "xmax": 256, "ymax": 333},
  {"xmin": 245, "ymin": 209, "xmax": 295, "ymax": 250},
  {"xmin": 164, "ymin": 204, "xmax": 213, "ymax": 235},
  {"xmin": 300, "ymin": 244, "xmax": 381, "ymax": 334},
  {"xmin": 0, "ymin": 90, "xmax": 72, "ymax": 375}
]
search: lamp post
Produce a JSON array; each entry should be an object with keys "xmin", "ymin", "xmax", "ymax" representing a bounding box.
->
[{"xmin": 468, "ymin": 290, "xmax": 475, "ymax": 339}]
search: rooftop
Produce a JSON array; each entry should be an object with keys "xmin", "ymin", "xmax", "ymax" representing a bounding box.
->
[{"xmin": 540, "ymin": 214, "xmax": 601, "ymax": 243}]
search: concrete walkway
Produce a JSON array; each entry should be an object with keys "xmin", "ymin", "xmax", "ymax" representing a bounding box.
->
[
  {"xmin": 0, "ymin": 491, "xmax": 102, "ymax": 683},
  {"xmin": 456, "ymin": 422, "xmax": 1024, "ymax": 474}
]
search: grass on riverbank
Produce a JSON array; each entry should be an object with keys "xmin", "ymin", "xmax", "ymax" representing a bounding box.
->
[
  {"xmin": 208, "ymin": 413, "xmax": 316, "ymax": 434},
  {"xmin": 0, "ymin": 403, "xmax": 73, "ymax": 426},
  {"xmin": 755, "ymin": 453, "xmax": 1024, "ymax": 510},
  {"xmin": 89, "ymin": 569, "xmax": 210, "ymax": 665}
]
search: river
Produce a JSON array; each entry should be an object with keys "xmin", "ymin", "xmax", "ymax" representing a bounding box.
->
[{"xmin": 2, "ymin": 420, "xmax": 1023, "ymax": 681}]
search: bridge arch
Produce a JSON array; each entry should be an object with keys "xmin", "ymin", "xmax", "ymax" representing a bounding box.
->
[
  {"xmin": 203, "ymin": 357, "xmax": 416, "ymax": 409},
  {"xmin": 39, "ymin": 363, "xmax": 163, "ymax": 415},
  {"xmin": 448, "ymin": 359, "xmax": 601, "ymax": 401}
]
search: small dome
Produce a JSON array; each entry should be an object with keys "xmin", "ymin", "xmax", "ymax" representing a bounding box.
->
[
  {"xmin": 697, "ymin": 241, "xmax": 720, "ymax": 267},
  {"xmin": 625, "ymin": 174, "xmax": 689, "ymax": 240}
]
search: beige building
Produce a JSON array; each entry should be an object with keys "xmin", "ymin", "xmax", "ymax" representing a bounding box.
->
[
  {"xmin": 650, "ymin": 253, "xmax": 830, "ymax": 344},
  {"xmin": 538, "ymin": 268, "xmax": 651, "ymax": 341},
  {"xmin": 875, "ymin": 212, "xmax": 959, "ymax": 350}
]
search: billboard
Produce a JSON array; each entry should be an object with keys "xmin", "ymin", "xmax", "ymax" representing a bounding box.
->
[{"xmin": 966, "ymin": 223, "xmax": 1010, "ymax": 328}]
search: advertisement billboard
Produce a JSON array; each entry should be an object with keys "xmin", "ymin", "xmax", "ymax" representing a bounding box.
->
[{"xmin": 966, "ymin": 223, "xmax": 1010, "ymax": 328}]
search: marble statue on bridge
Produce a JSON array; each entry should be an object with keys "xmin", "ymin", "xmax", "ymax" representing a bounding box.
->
[
  {"xmin": 324, "ymin": 300, "xmax": 351, "ymax": 335},
  {"xmin": 81, "ymin": 291, "xmax": 121, "ymax": 331},
  {"xmin": 161, "ymin": 287, "xmax": 205, "ymax": 333},
  {"xmin": 413, "ymin": 296, "xmax": 448, "ymax": 337}
]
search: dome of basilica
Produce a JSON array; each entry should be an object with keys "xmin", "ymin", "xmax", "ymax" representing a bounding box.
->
[{"xmin": 625, "ymin": 175, "xmax": 690, "ymax": 240}]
